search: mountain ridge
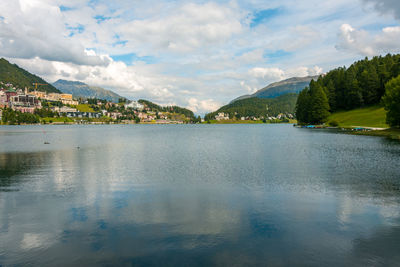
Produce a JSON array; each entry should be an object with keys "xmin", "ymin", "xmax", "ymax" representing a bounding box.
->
[
  {"xmin": 53, "ymin": 79, "xmax": 125, "ymax": 102},
  {"xmin": 231, "ymin": 75, "xmax": 319, "ymax": 103}
]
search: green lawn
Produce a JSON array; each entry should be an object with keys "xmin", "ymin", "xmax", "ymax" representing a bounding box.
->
[
  {"xmin": 328, "ymin": 106, "xmax": 388, "ymax": 128},
  {"xmin": 76, "ymin": 104, "xmax": 95, "ymax": 112}
]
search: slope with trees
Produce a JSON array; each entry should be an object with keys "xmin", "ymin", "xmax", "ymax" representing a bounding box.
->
[
  {"xmin": 205, "ymin": 93, "xmax": 298, "ymax": 121},
  {"xmin": 138, "ymin": 99, "xmax": 195, "ymax": 119},
  {"xmin": 296, "ymin": 54, "xmax": 400, "ymax": 125},
  {"xmin": 0, "ymin": 58, "xmax": 60, "ymax": 93}
]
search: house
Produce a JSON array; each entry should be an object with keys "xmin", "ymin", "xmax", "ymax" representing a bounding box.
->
[
  {"xmin": 59, "ymin": 106, "xmax": 77, "ymax": 113},
  {"xmin": 124, "ymin": 101, "xmax": 144, "ymax": 111},
  {"xmin": 215, "ymin": 112, "xmax": 229, "ymax": 121},
  {"xmin": 0, "ymin": 91, "xmax": 7, "ymax": 107}
]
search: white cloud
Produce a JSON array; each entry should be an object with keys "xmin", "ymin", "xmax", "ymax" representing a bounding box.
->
[
  {"xmin": 249, "ymin": 67, "xmax": 285, "ymax": 81},
  {"xmin": 0, "ymin": 0, "xmax": 110, "ymax": 66},
  {"xmin": 0, "ymin": 0, "xmax": 399, "ymax": 115},
  {"xmin": 117, "ymin": 2, "xmax": 243, "ymax": 54},
  {"xmin": 336, "ymin": 23, "xmax": 400, "ymax": 56},
  {"xmin": 187, "ymin": 98, "xmax": 222, "ymax": 113}
]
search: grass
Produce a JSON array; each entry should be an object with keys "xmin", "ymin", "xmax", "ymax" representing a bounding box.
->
[
  {"xmin": 327, "ymin": 106, "xmax": 388, "ymax": 128},
  {"xmin": 76, "ymin": 104, "xmax": 95, "ymax": 112}
]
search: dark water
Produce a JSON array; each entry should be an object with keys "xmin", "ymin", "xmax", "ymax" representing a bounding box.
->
[{"xmin": 0, "ymin": 124, "xmax": 400, "ymax": 266}]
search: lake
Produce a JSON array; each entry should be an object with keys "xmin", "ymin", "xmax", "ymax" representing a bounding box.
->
[{"xmin": 0, "ymin": 124, "xmax": 399, "ymax": 266}]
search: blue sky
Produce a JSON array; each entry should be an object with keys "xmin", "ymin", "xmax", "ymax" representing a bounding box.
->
[{"xmin": 0, "ymin": 0, "xmax": 399, "ymax": 114}]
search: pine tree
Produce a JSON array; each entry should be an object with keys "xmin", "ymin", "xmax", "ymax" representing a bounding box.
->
[
  {"xmin": 295, "ymin": 88, "xmax": 311, "ymax": 124},
  {"xmin": 326, "ymin": 80, "xmax": 336, "ymax": 111},
  {"xmin": 309, "ymin": 82, "xmax": 330, "ymax": 124}
]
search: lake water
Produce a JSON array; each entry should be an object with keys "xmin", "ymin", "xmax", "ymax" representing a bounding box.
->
[{"xmin": 0, "ymin": 124, "xmax": 399, "ymax": 266}]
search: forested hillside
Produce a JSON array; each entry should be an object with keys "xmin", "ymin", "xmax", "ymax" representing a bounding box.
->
[
  {"xmin": 138, "ymin": 99, "xmax": 195, "ymax": 119},
  {"xmin": 296, "ymin": 54, "xmax": 400, "ymax": 124},
  {"xmin": 0, "ymin": 58, "xmax": 60, "ymax": 93},
  {"xmin": 205, "ymin": 93, "xmax": 298, "ymax": 120}
]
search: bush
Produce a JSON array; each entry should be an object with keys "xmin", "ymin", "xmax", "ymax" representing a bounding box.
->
[{"xmin": 328, "ymin": 120, "xmax": 339, "ymax": 127}]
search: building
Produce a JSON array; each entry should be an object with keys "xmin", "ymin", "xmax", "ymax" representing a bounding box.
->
[
  {"xmin": 107, "ymin": 112, "xmax": 123, "ymax": 120},
  {"xmin": 57, "ymin": 106, "xmax": 78, "ymax": 113},
  {"xmin": 30, "ymin": 91, "xmax": 46, "ymax": 99},
  {"xmin": 0, "ymin": 91, "xmax": 7, "ymax": 107},
  {"xmin": 5, "ymin": 89, "xmax": 17, "ymax": 103},
  {"xmin": 10, "ymin": 94, "xmax": 40, "ymax": 108},
  {"xmin": 64, "ymin": 112, "xmax": 102, "ymax": 118},
  {"xmin": 60, "ymin": 94, "xmax": 78, "ymax": 105},
  {"xmin": 215, "ymin": 112, "xmax": 229, "ymax": 121},
  {"xmin": 13, "ymin": 106, "xmax": 36, "ymax": 114},
  {"xmin": 124, "ymin": 101, "xmax": 144, "ymax": 111},
  {"xmin": 47, "ymin": 93, "xmax": 61, "ymax": 101}
]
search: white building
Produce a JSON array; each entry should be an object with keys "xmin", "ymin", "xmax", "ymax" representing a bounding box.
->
[
  {"xmin": 215, "ymin": 112, "xmax": 229, "ymax": 121},
  {"xmin": 125, "ymin": 101, "xmax": 144, "ymax": 111}
]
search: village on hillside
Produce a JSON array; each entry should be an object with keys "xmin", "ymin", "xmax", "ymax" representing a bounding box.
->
[{"xmin": 0, "ymin": 82, "xmax": 196, "ymax": 124}]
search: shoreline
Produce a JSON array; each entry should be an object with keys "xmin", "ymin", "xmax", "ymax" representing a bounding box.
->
[{"xmin": 295, "ymin": 124, "xmax": 400, "ymax": 140}]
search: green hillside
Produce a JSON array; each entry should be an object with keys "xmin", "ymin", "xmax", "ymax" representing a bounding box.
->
[
  {"xmin": 328, "ymin": 106, "xmax": 388, "ymax": 128},
  {"xmin": 0, "ymin": 58, "xmax": 60, "ymax": 93},
  {"xmin": 205, "ymin": 93, "xmax": 298, "ymax": 120}
]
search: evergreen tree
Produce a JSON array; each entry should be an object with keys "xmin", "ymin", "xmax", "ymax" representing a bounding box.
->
[
  {"xmin": 295, "ymin": 88, "xmax": 311, "ymax": 124},
  {"xmin": 309, "ymin": 82, "xmax": 330, "ymax": 124},
  {"xmin": 326, "ymin": 80, "xmax": 336, "ymax": 111}
]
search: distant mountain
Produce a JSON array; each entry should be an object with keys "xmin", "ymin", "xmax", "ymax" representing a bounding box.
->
[
  {"xmin": 0, "ymin": 58, "xmax": 60, "ymax": 93},
  {"xmin": 53, "ymin": 79, "xmax": 124, "ymax": 102},
  {"xmin": 205, "ymin": 93, "xmax": 298, "ymax": 120},
  {"xmin": 231, "ymin": 76, "xmax": 319, "ymax": 103}
]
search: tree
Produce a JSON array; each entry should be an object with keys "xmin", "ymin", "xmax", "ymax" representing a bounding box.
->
[
  {"xmin": 382, "ymin": 75, "xmax": 400, "ymax": 127},
  {"xmin": 326, "ymin": 80, "xmax": 336, "ymax": 111},
  {"xmin": 309, "ymin": 82, "xmax": 330, "ymax": 124},
  {"xmin": 295, "ymin": 88, "xmax": 311, "ymax": 124}
]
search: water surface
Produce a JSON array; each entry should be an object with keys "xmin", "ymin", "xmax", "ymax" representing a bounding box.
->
[{"xmin": 0, "ymin": 124, "xmax": 399, "ymax": 266}]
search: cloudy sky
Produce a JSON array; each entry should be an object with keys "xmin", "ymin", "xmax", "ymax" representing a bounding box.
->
[{"xmin": 0, "ymin": 0, "xmax": 399, "ymax": 114}]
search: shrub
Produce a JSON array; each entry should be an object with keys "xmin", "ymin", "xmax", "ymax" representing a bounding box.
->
[{"xmin": 328, "ymin": 120, "xmax": 339, "ymax": 127}]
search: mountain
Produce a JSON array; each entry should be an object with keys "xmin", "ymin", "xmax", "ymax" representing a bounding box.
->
[
  {"xmin": 53, "ymin": 79, "xmax": 124, "ymax": 102},
  {"xmin": 0, "ymin": 58, "xmax": 60, "ymax": 93},
  {"xmin": 231, "ymin": 76, "xmax": 319, "ymax": 103},
  {"xmin": 205, "ymin": 93, "xmax": 298, "ymax": 120}
]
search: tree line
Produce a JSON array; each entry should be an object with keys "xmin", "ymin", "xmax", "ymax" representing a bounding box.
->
[{"xmin": 296, "ymin": 54, "xmax": 400, "ymax": 125}]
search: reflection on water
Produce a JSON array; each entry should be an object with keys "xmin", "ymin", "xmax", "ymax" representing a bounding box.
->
[{"xmin": 0, "ymin": 124, "xmax": 399, "ymax": 266}]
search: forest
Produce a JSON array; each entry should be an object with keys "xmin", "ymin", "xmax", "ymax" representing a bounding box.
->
[{"xmin": 296, "ymin": 54, "xmax": 400, "ymax": 125}]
